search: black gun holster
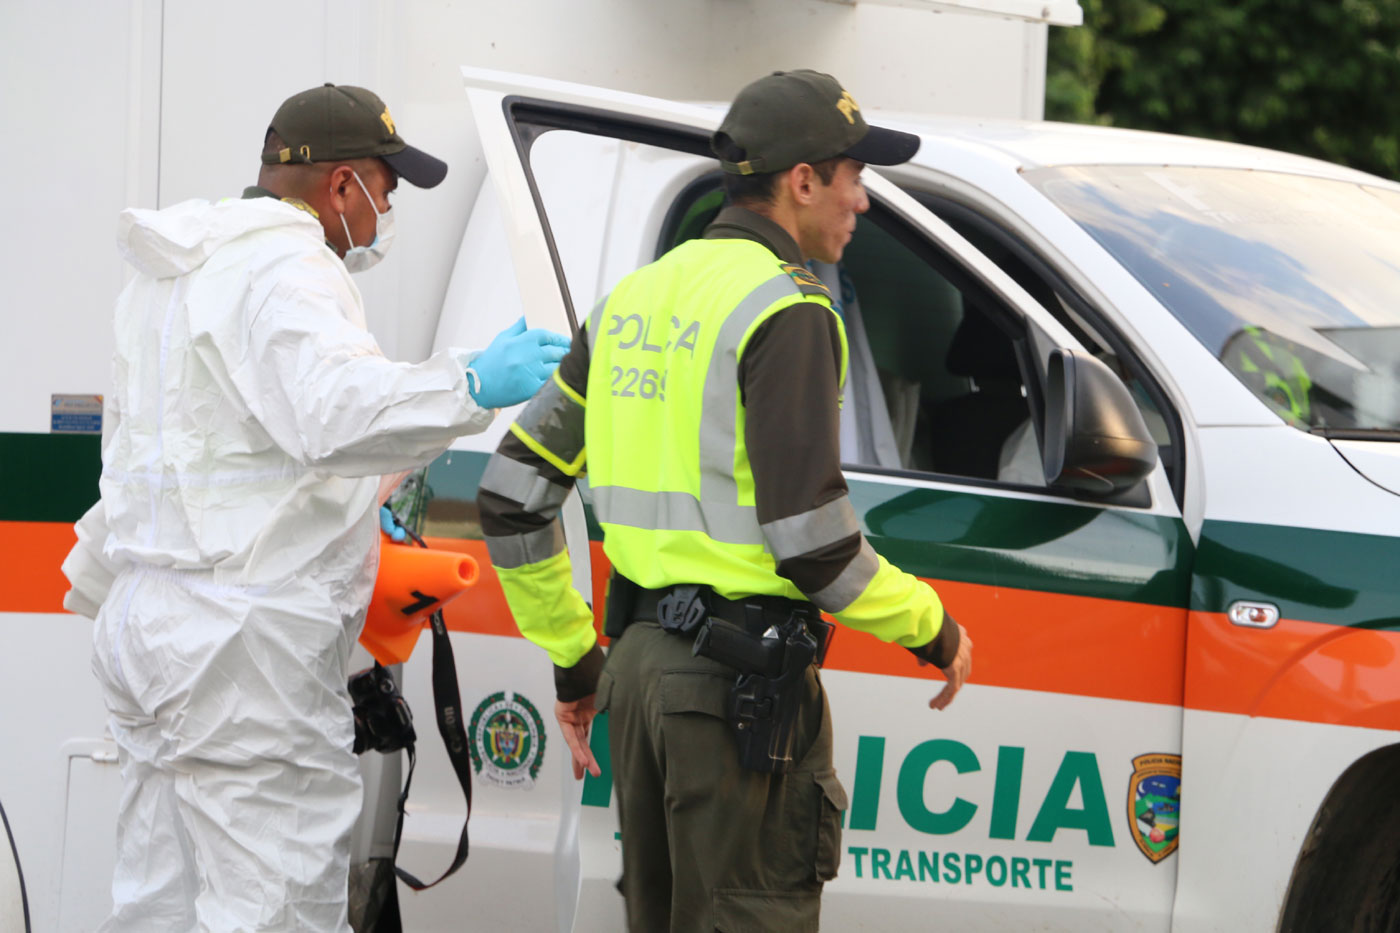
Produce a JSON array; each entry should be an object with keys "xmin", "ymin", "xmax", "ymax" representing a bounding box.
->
[{"xmin": 702, "ymin": 615, "xmax": 819, "ymax": 773}]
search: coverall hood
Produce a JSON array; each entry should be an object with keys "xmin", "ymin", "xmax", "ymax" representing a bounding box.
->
[{"xmin": 117, "ymin": 196, "xmax": 322, "ymax": 279}]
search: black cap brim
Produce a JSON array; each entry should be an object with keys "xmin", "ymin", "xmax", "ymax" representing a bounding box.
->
[
  {"xmin": 382, "ymin": 144, "xmax": 448, "ymax": 189},
  {"xmin": 843, "ymin": 124, "xmax": 920, "ymax": 166}
]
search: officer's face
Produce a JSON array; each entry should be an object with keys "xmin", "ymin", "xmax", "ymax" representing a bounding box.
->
[
  {"xmin": 327, "ymin": 159, "xmax": 397, "ymax": 255},
  {"xmin": 798, "ymin": 158, "xmax": 869, "ymax": 264}
]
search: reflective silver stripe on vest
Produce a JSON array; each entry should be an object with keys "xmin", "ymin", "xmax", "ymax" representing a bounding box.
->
[
  {"xmin": 809, "ymin": 537, "xmax": 880, "ymax": 613},
  {"xmin": 515, "ymin": 376, "xmax": 585, "ymax": 466},
  {"xmin": 479, "ymin": 455, "xmax": 570, "ymax": 515},
  {"xmin": 698, "ymin": 274, "xmax": 802, "ymax": 511},
  {"xmin": 591, "ymin": 486, "xmax": 764, "ymax": 545},
  {"xmin": 586, "ymin": 293, "xmax": 609, "ymax": 355},
  {"xmin": 484, "ymin": 522, "xmax": 566, "ymax": 570},
  {"xmin": 760, "ymin": 495, "xmax": 860, "ymax": 562}
]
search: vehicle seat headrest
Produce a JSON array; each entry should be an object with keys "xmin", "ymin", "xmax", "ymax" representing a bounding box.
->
[{"xmin": 946, "ymin": 309, "xmax": 1021, "ymax": 382}]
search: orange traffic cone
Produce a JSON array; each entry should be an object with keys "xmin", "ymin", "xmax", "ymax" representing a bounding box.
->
[{"xmin": 360, "ymin": 533, "xmax": 480, "ymax": 666}]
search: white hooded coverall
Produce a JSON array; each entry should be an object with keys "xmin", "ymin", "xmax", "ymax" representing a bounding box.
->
[{"xmin": 62, "ymin": 195, "xmax": 495, "ymax": 932}]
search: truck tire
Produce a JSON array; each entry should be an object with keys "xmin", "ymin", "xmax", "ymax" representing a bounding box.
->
[{"xmin": 1279, "ymin": 745, "xmax": 1400, "ymax": 933}]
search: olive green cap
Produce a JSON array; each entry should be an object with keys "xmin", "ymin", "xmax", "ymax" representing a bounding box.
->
[
  {"xmin": 712, "ymin": 70, "xmax": 919, "ymax": 175},
  {"xmin": 261, "ymin": 83, "xmax": 447, "ymax": 188}
]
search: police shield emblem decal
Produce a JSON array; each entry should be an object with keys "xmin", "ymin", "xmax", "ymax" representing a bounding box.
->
[
  {"xmin": 1129, "ymin": 753, "xmax": 1181, "ymax": 863},
  {"xmin": 470, "ymin": 691, "xmax": 547, "ymax": 789}
]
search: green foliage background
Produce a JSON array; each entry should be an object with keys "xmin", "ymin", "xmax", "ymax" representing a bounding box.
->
[{"xmin": 1046, "ymin": 0, "xmax": 1400, "ymax": 179}]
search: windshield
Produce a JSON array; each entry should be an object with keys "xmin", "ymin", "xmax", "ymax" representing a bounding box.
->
[{"xmin": 1027, "ymin": 165, "xmax": 1400, "ymax": 434}]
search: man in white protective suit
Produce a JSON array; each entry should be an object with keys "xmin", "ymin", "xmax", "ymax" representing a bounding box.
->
[{"xmin": 60, "ymin": 83, "xmax": 569, "ymax": 932}]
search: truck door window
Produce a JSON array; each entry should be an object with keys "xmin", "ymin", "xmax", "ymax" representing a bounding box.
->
[
  {"xmin": 510, "ymin": 114, "xmax": 1049, "ymax": 494},
  {"xmin": 660, "ymin": 177, "xmax": 1047, "ymax": 489},
  {"xmin": 913, "ymin": 194, "xmax": 1185, "ymax": 505},
  {"xmin": 515, "ymin": 129, "xmax": 623, "ymax": 318},
  {"xmin": 512, "ymin": 115, "xmax": 1161, "ymax": 502},
  {"xmin": 519, "ymin": 126, "xmax": 714, "ymax": 326}
]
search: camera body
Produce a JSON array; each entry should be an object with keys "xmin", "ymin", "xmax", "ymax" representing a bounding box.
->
[{"xmin": 350, "ymin": 663, "xmax": 416, "ymax": 755}]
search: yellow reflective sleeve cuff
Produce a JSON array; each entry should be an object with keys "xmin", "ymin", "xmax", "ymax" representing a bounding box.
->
[
  {"xmin": 553, "ymin": 368, "xmax": 586, "ymax": 408},
  {"xmin": 495, "ymin": 548, "xmax": 598, "ymax": 668},
  {"xmin": 509, "ymin": 421, "xmax": 586, "ymax": 477},
  {"xmin": 832, "ymin": 553, "xmax": 945, "ymax": 650}
]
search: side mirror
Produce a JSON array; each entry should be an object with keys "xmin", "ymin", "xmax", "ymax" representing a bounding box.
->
[{"xmin": 1042, "ymin": 348, "xmax": 1158, "ymax": 496}]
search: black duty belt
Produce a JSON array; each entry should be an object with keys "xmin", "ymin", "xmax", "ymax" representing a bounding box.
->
[{"xmin": 605, "ymin": 575, "xmax": 834, "ymax": 667}]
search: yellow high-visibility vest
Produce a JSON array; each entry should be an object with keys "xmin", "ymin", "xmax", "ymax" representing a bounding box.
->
[{"xmin": 584, "ymin": 237, "xmax": 847, "ymax": 601}]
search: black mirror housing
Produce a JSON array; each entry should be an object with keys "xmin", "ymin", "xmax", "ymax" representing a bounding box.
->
[{"xmin": 1042, "ymin": 349, "xmax": 1158, "ymax": 496}]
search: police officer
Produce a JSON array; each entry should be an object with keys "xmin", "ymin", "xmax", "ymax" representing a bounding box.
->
[{"xmin": 479, "ymin": 69, "xmax": 973, "ymax": 932}]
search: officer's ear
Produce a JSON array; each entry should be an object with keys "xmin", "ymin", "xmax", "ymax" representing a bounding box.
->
[
  {"xmin": 785, "ymin": 163, "xmax": 818, "ymax": 207},
  {"xmin": 326, "ymin": 164, "xmax": 357, "ymax": 211}
]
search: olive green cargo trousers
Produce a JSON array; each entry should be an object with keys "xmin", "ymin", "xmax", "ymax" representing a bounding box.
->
[{"xmin": 596, "ymin": 622, "xmax": 848, "ymax": 933}]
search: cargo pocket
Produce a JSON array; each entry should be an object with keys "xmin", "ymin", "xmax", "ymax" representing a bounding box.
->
[
  {"xmin": 712, "ymin": 888, "xmax": 821, "ymax": 933},
  {"xmin": 658, "ymin": 670, "xmax": 736, "ymax": 810},
  {"xmin": 813, "ymin": 770, "xmax": 848, "ymax": 882}
]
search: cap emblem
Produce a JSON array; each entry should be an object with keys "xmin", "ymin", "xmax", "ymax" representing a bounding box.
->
[
  {"xmin": 836, "ymin": 90, "xmax": 860, "ymax": 125},
  {"xmin": 379, "ymin": 107, "xmax": 396, "ymax": 136}
]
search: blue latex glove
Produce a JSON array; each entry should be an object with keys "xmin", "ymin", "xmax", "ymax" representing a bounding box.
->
[
  {"xmin": 468, "ymin": 317, "xmax": 571, "ymax": 409},
  {"xmin": 379, "ymin": 506, "xmax": 406, "ymax": 543}
]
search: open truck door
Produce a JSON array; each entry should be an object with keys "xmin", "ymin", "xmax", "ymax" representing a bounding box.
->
[
  {"xmin": 352, "ymin": 73, "xmax": 606, "ymax": 933},
  {"xmin": 389, "ymin": 67, "xmax": 1194, "ymax": 931}
]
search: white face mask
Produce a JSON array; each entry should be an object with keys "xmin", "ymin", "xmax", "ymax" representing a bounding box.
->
[{"xmin": 337, "ymin": 170, "xmax": 396, "ymax": 273}]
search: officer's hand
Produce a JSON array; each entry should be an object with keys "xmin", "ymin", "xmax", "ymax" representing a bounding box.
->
[
  {"xmin": 379, "ymin": 506, "xmax": 406, "ymax": 543},
  {"xmin": 929, "ymin": 623, "xmax": 972, "ymax": 711},
  {"xmin": 555, "ymin": 694, "xmax": 601, "ymax": 780},
  {"xmin": 468, "ymin": 316, "xmax": 571, "ymax": 409}
]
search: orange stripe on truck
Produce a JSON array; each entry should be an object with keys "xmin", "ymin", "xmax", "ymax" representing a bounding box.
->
[
  {"xmin": 15, "ymin": 529, "xmax": 1189, "ymax": 707},
  {"xmin": 1, "ymin": 520, "xmax": 77, "ymax": 612},
  {"xmin": 433, "ymin": 539, "xmax": 1189, "ymax": 708},
  {"xmin": 22, "ymin": 527, "xmax": 1400, "ymax": 728},
  {"xmin": 1185, "ymin": 610, "xmax": 1400, "ymax": 731},
  {"xmin": 823, "ymin": 577, "xmax": 1187, "ymax": 707}
]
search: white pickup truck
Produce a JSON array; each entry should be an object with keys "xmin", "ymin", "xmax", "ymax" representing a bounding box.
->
[{"xmin": 8, "ymin": 64, "xmax": 1400, "ymax": 933}]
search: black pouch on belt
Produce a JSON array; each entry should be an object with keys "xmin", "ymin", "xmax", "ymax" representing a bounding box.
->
[
  {"xmin": 603, "ymin": 571, "xmax": 641, "ymax": 639},
  {"xmin": 703, "ymin": 615, "xmax": 818, "ymax": 773}
]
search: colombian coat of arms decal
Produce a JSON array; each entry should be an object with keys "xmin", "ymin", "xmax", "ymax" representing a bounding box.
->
[
  {"xmin": 1129, "ymin": 753, "xmax": 1181, "ymax": 863},
  {"xmin": 469, "ymin": 691, "xmax": 546, "ymax": 789}
]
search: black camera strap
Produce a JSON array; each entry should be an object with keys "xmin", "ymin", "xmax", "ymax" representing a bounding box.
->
[
  {"xmin": 391, "ymin": 606, "xmax": 473, "ymax": 892},
  {"xmin": 367, "ymin": 504, "xmax": 474, "ymax": 931}
]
